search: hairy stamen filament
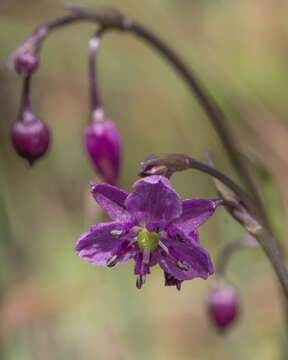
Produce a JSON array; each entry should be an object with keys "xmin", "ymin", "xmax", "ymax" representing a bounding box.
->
[{"xmin": 158, "ymin": 239, "xmax": 189, "ymax": 271}]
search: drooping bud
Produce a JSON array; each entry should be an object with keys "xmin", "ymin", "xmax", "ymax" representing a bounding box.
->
[
  {"xmin": 85, "ymin": 29, "xmax": 122, "ymax": 185},
  {"xmin": 85, "ymin": 117, "xmax": 121, "ymax": 185},
  {"xmin": 11, "ymin": 111, "xmax": 50, "ymax": 165},
  {"xmin": 207, "ymin": 285, "xmax": 239, "ymax": 332}
]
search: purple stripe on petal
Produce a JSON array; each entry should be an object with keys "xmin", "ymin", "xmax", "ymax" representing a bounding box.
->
[
  {"xmin": 76, "ymin": 222, "xmax": 134, "ymax": 266},
  {"xmin": 125, "ymin": 175, "xmax": 182, "ymax": 225},
  {"xmin": 156, "ymin": 235, "xmax": 214, "ymax": 281},
  {"xmin": 91, "ymin": 183, "xmax": 133, "ymax": 222}
]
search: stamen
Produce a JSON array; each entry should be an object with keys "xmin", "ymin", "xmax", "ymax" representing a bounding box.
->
[
  {"xmin": 158, "ymin": 240, "xmax": 169, "ymax": 254},
  {"xmin": 106, "ymin": 255, "xmax": 118, "ymax": 267},
  {"xmin": 176, "ymin": 260, "xmax": 189, "ymax": 271},
  {"xmin": 110, "ymin": 229, "xmax": 123, "ymax": 238},
  {"xmin": 142, "ymin": 248, "xmax": 150, "ymax": 265},
  {"xmin": 159, "ymin": 240, "xmax": 190, "ymax": 271},
  {"xmin": 136, "ymin": 275, "xmax": 145, "ymax": 289},
  {"xmin": 107, "ymin": 236, "xmax": 138, "ymax": 268}
]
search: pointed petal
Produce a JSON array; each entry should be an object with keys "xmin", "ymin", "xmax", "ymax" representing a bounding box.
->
[
  {"xmin": 91, "ymin": 183, "xmax": 133, "ymax": 222},
  {"xmin": 75, "ymin": 222, "xmax": 134, "ymax": 265},
  {"xmin": 156, "ymin": 233, "xmax": 214, "ymax": 281},
  {"xmin": 169, "ymin": 199, "xmax": 220, "ymax": 236},
  {"xmin": 125, "ymin": 175, "xmax": 182, "ymax": 225}
]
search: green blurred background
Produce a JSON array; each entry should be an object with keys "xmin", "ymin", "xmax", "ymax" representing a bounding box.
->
[{"xmin": 1, "ymin": 0, "xmax": 288, "ymax": 359}]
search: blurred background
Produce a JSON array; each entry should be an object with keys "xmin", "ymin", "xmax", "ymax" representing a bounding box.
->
[{"xmin": 1, "ymin": 0, "xmax": 288, "ymax": 359}]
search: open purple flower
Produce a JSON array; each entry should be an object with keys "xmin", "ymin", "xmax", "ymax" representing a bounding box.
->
[{"xmin": 76, "ymin": 175, "xmax": 221, "ymax": 289}]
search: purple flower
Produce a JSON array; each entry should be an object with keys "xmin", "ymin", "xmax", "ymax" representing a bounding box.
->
[
  {"xmin": 207, "ymin": 285, "xmax": 239, "ymax": 331},
  {"xmin": 85, "ymin": 119, "xmax": 121, "ymax": 186},
  {"xmin": 76, "ymin": 175, "xmax": 221, "ymax": 289}
]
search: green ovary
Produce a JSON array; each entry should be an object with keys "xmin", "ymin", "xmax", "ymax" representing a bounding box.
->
[{"xmin": 137, "ymin": 227, "xmax": 159, "ymax": 252}]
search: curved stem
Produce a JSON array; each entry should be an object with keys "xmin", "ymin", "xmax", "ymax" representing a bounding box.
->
[
  {"xmin": 256, "ymin": 229, "xmax": 288, "ymax": 299},
  {"xmin": 140, "ymin": 152, "xmax": 288, "ymax": 299},
  {"xmin": 129, "ymin": 22, "xmax": 268, "ymax": 226},
  {"xmin": 16, "ymin": 6, "xmax": 266, "ymax": 224},
  {"xmin": 187, "ymin": 157, "xmax": 256, "ymax": 214},
  {"xmin": 216, "ymin": 236, "xmax": 257, "ymax": 276},
  {"xmin": 140, "ymin": 153, "xmax": 256, "ymax": 215},
  {"xmin": 129, "ymin": 24, "xmax": 253, "ymax": 187}
]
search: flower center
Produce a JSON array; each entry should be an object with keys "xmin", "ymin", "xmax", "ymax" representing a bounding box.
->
[{"xmin": 137, "ymin": 227, "xmax": 158, "ymax": 252}]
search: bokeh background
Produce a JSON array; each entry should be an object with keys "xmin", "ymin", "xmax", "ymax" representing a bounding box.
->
[{"xmin": 1, "ymin": 0, "xmax": 288, "ymax": 359}]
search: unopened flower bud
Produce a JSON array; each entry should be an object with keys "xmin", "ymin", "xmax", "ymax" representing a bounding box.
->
[
  {"xmin": 85, "ymin": 119, "xmax": 121, "ymax": 185},
  {"xmin": 14, "ymin": 49, "xmax": 39, "ymax": 77},
  {"xmin": 11, "ymin": 112, "xmax": 50, "ymax": 165},
  {"xmin": 207, "ymin": 285, "xmax": 239, "ymax": 332}
]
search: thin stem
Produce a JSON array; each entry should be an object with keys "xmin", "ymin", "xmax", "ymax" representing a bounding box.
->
[
  {"xmin": 89, "ymin": 28, "xmax": 106, "ymax": 116},
  {"xmin": 129, "ymin": 23, "xmax": 264, "ymax": 208},
  {"xmin": 46, "ymin": 14, "xmax": 80, "ymax": 30},
  {"xmin": 256, "ymin": 229, "xmax": 288, "ymax": 299},
  {"xmin": 18, "ymin": 75, "xmax": 32, "ymax": 120},
  {"xmin": 187, "ymin": 157, "xmax": 256, "ymax": 213},
  {"xmin": 216, "ymin": 236, "xmax": 257, "ymax": 276}
]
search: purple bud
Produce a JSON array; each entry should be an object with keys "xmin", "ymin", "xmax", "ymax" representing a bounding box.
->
[
  {"xmin": 14, "ymin": 49, "xmax": 39, "ymax": 77},
  {"xmin": 207, "ymin": 286, "xmax": 239, "ymax": 332},
  {"xmin": 11, "ymin": 112, "xmax": 50, "ymax": 165},
  {"xmin": 85, "ymin": 119, "xmax": 121, "ymax": 185}
]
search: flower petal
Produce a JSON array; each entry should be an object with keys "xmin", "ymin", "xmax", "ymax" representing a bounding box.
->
[
  {"xmin": 91, "ymin": 183, "xmax": 133, "ymax": 222},
  {"xmin": 125, "ymin": 175, "xmax": 182, "ymax": 225},
  {"xmin": 76, "ymin": 222, "xmax": 135, "ymax": 265},
  {"xmin": 156, "ymin": 232, "xmax": 214, "ymax": 280},
  {"xmin": 169, "ymin": 199, "xmax": 220, "ymax": 236}
]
